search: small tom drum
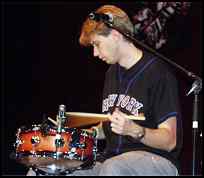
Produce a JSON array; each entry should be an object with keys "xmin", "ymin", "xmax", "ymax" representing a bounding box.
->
[{"xmin": 14, "ymin": 125, "xmax": 97, "ymax": 174}]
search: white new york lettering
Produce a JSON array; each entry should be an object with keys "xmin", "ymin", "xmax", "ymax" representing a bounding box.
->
[
  {"xmin": 102, "ymin": 94, "xmax": 144, "ymax": 115},
  {"xmin": 102, "ymin": 98, "xmax": 109, "ymax": 112},
  {"xmin": 126, "ymin": 97, "xmax": 137, "ymax": 112},
  {"xmin": 116, "ymin": 94, "xmax": 125, "ymax": 106},
  {"xmin": 108, "ymin": 94, "xmax": 118, "ymax": 107},
  {"xmin": 131, "ymin": 103, "xmax": 144, "ymax": 115},
  {"xmin": 120, "ymin": 95, "xmax": 130, "ymax": 108}
]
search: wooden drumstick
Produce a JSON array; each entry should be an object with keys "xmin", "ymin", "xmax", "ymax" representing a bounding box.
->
[
  {"xmin": 48, "ymin": 117, "xmax": 58, "ymax": 126},
  {"xmin": 48, "ymin": 113, "xmax": 145, "ymax": 128},
  {"xmin": 65, "ymin": 112, "xmax": 145, "ymax": 121}
]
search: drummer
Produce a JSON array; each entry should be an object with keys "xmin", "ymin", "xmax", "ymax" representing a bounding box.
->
[{"xmin": 27, "ymin": 4, "xmax": 183, "ymax": 176}]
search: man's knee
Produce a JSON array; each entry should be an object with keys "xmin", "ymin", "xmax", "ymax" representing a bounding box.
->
[{"xmin": 99, "ymin": 158, "xmax": 122, "ymax": 175}]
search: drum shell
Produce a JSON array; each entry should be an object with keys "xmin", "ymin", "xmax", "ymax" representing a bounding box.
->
[{"xmin": 15, "ymin": 129, "xmax": 94, "ymax": 159}]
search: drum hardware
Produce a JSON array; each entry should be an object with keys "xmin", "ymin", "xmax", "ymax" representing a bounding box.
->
[
  {"xmin": 55, "ymin": 134, "xmax": 65, "ymax": 148},
  {"xmin": 57, "ymin": 104, "xmax": 67, "ymax": 133},
  {"xmin": 31, "ymin": 136, "xmax": 40, "ymax": 145},
  {"xmin": 93, "ymin": 140, "xmax": 98, "ymax": 161},
  {"xmin": 13, "ymin": 128, "xmax": 23, "ymax": 148},
  {"xmin": 91, "ymin": 128, "xmax": 97, "ymax": 138},
  {"xmin": 78, "ymin": 136, "xmax": 86, "ymax": 161},
  {"xmin": 53, "ymin": 105, "xmax": 67, "ymax": 158},
  {"xmin": 32, "ymin": 124, "xmax": 41, "ymax": 131},
  {"xmin": 69, "ymin": 128, "xmax": 80, "ymax": 147},
  {"xmin": 67, "ymin": 147, "xmax": 79, "ymax": 160},
  {"xmin": 70, "ymin": 141, "xmax": 86, "ymax": 149}
]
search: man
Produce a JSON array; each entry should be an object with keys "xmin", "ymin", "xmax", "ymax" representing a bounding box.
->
[
  {"xmin": 78, "ymin": 4, "xmax": 183, "ymax": 176},
  {"xmin": 27, "ymin": 4, "xmax": 183, "ymax": 176}
]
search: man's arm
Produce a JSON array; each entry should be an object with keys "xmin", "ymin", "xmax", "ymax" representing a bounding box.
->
[
  {"xmin": 109, "ymin": 109, "xmax": 177, "ymax": 152},
  {"xmin": 138, "ymin": 117, "xmax": 177, "ymax": 152}
]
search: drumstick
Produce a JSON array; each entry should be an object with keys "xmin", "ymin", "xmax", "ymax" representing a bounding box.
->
[
  {"xmin": 48, "ymin": 117, "xmax": 58, "ymax": 126},
  {"xmin": 48, "ymin": 113, "xmax": 145, "ymax": 127},
  {"xmin": 48, "ymin": 117, "xmax": 97, "ymax": 134},
  {"xmin": 66, "ymin": 112, "xmax": 145, "ymax": 121}
]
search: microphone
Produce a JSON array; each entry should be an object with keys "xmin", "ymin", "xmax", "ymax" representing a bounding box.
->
[
  {"xmin": 186, "ymin": 80, "xmax": 202, "ymax": 96},
  {"xmin": 55, "ymin": 104, "xmax": 66, "ymax": 149},
  {"xmin": 89, "ymin": 12, "xmax": 113, "ymax": 23},
  {"xmin": 57, "ymin": 104, "xmax": 66, "ymax": 133}
]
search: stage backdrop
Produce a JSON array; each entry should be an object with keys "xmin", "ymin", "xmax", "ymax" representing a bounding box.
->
[{"xmin": 2, "ymin": 1, "xmax": 202, "ymax": 175}]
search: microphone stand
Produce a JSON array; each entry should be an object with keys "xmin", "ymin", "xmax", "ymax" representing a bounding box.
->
[
  {"xmin": 103, "ymin": 20, "xmax": 202, "ymax": 175},
  {"xmin": 190, "ymin": 82, "xmax": 202, "ymax": 176}
]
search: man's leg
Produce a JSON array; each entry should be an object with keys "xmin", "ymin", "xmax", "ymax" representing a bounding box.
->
[{"xmin": 98, "ymin": 151, "xmax": 178, "ymax": 176}]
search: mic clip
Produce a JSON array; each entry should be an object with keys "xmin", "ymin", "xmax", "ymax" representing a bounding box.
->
[{"xmin": 89, "ymin": 12, "xmax": 113, "ymax": 25}]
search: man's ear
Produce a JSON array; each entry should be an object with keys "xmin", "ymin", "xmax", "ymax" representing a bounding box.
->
[{"xmin": 110, "ymin": 29, "xmax": 123, "ymax": 42}]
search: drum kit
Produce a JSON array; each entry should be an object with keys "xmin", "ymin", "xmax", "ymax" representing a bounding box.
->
[{"xmin": 12, "ymin": 105, "xmax": 145, "ymax": 175}]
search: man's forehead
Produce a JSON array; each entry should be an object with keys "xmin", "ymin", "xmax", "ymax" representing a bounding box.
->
[{"xmin": 90, "ymin": 34, "xmax": 102, "ymax": 45}]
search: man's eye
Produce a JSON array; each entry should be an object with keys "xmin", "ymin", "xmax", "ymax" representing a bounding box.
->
[{"xmin": 94, "ymin": 43, "xmax": 100, "ymax": 47}]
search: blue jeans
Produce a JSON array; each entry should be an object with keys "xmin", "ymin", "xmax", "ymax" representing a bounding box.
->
[{"xmin": 26, "ymin": 151, "xmax": 178, "ymax": 176}]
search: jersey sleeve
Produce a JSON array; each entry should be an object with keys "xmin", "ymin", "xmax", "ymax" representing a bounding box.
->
[{"xmin": 150, "ymin": 70, "xmax": 180, "ymax": 124}]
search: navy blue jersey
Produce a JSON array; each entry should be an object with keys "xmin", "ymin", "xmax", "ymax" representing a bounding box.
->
[{"xmin": 101, "ymin": 50, "xmax": 183, "ymax": 169}]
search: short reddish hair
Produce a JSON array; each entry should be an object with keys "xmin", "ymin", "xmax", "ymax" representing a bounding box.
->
[{"xmin": 79, "ymin": 5, "xmax": 134, "ymax": 46}]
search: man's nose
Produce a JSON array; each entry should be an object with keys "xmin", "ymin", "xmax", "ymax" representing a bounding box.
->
[{"xmin": 93, "ymin": 46, "xmax": 99, "ymax": 57}]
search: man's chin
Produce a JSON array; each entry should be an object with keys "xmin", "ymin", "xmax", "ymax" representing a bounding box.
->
[
  {"xmin": 105, "ymin": 61, "xmax": 110, "ymax": 64},
  {"xmin": 105, "ymin": 60, "xmax": 115, "ymax": 64}
]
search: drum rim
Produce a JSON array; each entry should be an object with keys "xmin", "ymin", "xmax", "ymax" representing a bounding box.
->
[{"xmin": 15, "ymin": 151, "xmax": 93, "ymax": 161}]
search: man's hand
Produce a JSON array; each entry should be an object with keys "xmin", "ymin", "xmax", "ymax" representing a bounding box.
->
[{"xmin": 108, "ymin": 108, "xmax": 143, "ymax": 137}]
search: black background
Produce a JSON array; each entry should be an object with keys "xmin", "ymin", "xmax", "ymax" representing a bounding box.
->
[{"xmin": 2, "ymin": 1, "xmax": 202, "ymax": 175}]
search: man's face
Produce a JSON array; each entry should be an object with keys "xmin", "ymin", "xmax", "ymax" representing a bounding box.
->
[{"xmin": 90, "ymin": 33, "xmax": 119, "ymax": 64}]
